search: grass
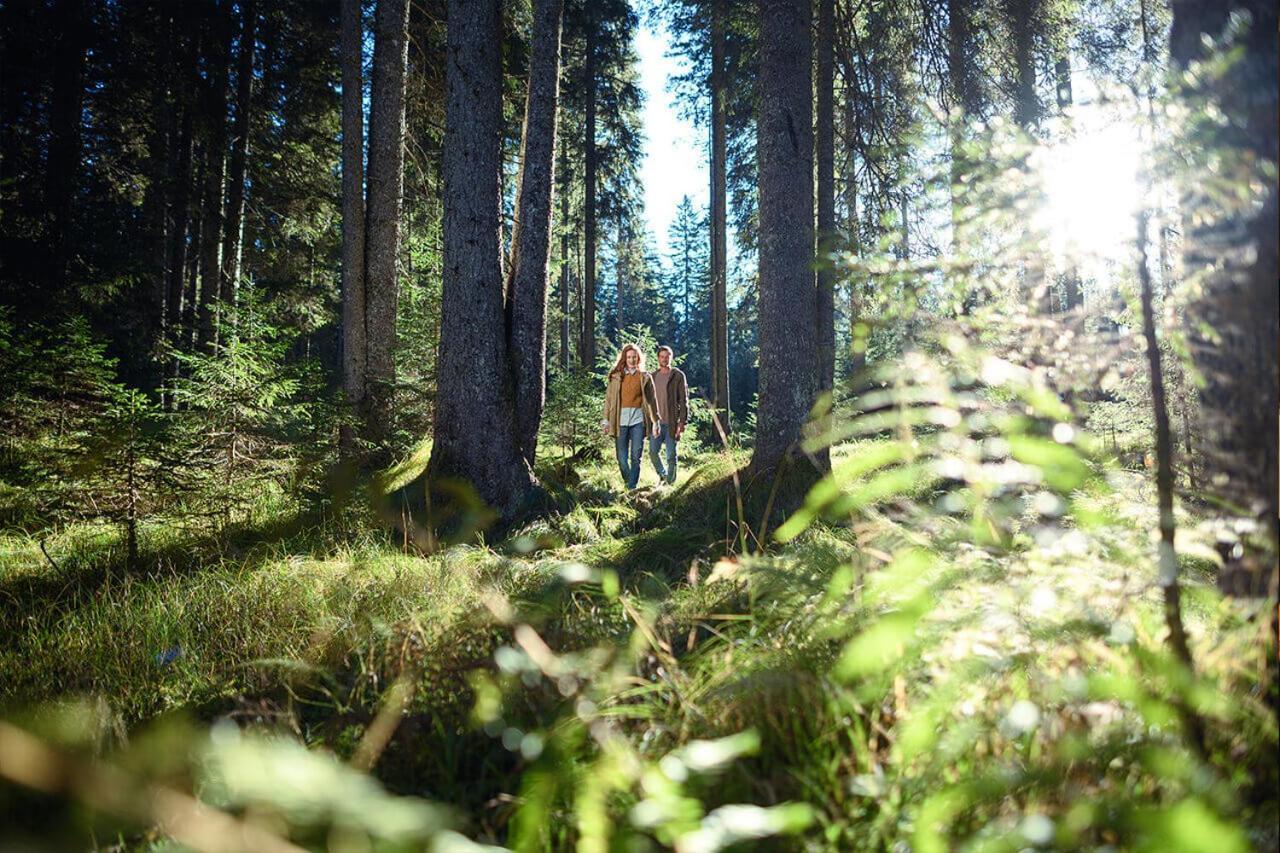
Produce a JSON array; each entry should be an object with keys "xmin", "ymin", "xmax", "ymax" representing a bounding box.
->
[{"xmin": 1, "ymin": 442, "xmax": 1276, "ymax": 850}]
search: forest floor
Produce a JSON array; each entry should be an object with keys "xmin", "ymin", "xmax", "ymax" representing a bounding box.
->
[{"xmin": 1, "ymin": 441, "xmax": 1276, "ymax": 850}]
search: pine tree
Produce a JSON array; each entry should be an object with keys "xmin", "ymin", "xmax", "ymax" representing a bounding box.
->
[{"xmin": 752, "ymin": 0, "xmax": 817, "ymax": 480}]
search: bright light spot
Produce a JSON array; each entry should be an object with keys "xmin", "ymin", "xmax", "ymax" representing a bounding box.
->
[
  {"xmin": 1029, "ymin": 586, "xmax": 1059, "ymax": 615},
  {"xmin": 1021, "ymin": 814, "xmax": 1055, "ymax": 845},
  {"xmin": 1039, "ymin": 111, "xmax": 1145, "ymax": 274},
  {"xmin": 1052, "ymin": 422, "xmax": 1075, "ymax": 443},
  {"xmin": 1003, "ymin": 700, "xmax": 1042, "ymax": 736}
]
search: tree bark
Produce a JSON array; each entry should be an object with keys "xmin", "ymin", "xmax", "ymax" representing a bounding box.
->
[
  {"xmin": 340, "ymin": 0, "xmax": 367, "ymax": 447},
  {"xmin": 507, "ymin": 0, "xmax": 563, "ymax": 466},
  {"xmin": 1008, "ymin": 0, "xmax": 1039, "ymax": 131},
  {"xmin": 196, "ymin": 0, "xmax": 233, "ymax": 352},
  {"xmin": 815, "ymin": 0, "xmax": 835, "ymax": 458},
  {"xmin": 581, "ymin": 20, "xmax": 598, "ymax": 369},
  {"xmin": 709, "ymin": 0, "xmax": 731, "ymax": 435},
  {"xmin": 752, "ymin": 0, "xmax": 817, "ymax": 478},
  {"xmin": 364, "ymin": 0, "xmax": 410, "ymax": 451},
  {"xmin": 431, "ymin": 0, "xmax": 538, "ymax": 522},
  {"xmin": 219, "ymin": 0, "xmax": 258, "ymax": 335}
]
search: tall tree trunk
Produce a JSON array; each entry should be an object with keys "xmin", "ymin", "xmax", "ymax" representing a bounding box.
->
[
  {"xmin": 752, "ymin": 0, "xmax": 817, "ymax": 478},
  {"xmin": 1138, "ymin": 205, "xmax": 1206, "ymax": 756},
  {"xmin": 813, "ymin": 0, "xmax": 834, "ymax": 472},
  {"xmin": 364, "ymin": 0, "xmax": 410, "ymax": 452},
  {"xmin": 709, "ymin": 0, "xmax": 730, "ymax": 435},
  {"xmin": 947, "ymin": 0, "xmax": 977, "ymax": 304},
  {"xmin": 1006, "ymin": 0, "xmax": 1047, "ymax": 311},
  {"xmin": 183, "ymin": 147, "xmax": 205, "ymax": 354},
  {"xmin": 614, "ymin": 219, "xmax": 625, "ymax": 335},
  {"xmin": 575, "ymin": 226, "xmax": 584, "ymax": 360},
  {"xmin": 340, "ymin": 0, "xmax": 367, "ymax": 450},
  {"xmin": 1009, "ymin": 0, "xmax": 1039, "ymax": 130},
  {"xmin": 219, "ymin": 0, "xmax": 258, "ymax": 336},
  {"xmin": 1171, "ymin": 0, "xmax": 1279, "ymax": 591},
  {"xmin": 841, "ymin": 52, "xmax": 864, "ymax": 379},
  {"xmin": 507, "ymin": 0, "xmax": 563, "ymax": 466},
  {"xmin": 44, "ymin": 0, "xmax": 89, "ymax": 301},
  {"xmin": 146, "ymin": 8, "xmax": 176, "ymax": 393},
  {"xmin": 581, "ymin": 20, "xmax": 598, "ymax": 369},
  {"xmin": 558, "ymin": 133, "xmax": 570, "ymax": 372},
  {"xmin": 431, "ymin": 0, "xmax": 537, "ymax": 522},
  {"xmin": 1056, "ymin": 51, "xmax": 1081, "ymax": 310},
  {"xmin": 196, "ymin": 0, "xmax": 233, "ymax": 352},
  {"xmin": 164, "ymin": 101, "xmax": 196, "ymax": 404}
]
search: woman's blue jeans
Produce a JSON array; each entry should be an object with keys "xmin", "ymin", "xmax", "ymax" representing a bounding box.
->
[{"xmin": 615, "ymin": 421, "xmax": 645, "ymax": 489}]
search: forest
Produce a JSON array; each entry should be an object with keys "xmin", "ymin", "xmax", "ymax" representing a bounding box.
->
[{"xmin": 0, "ymin": 0, "xmax": 1276, "ymax": 849}]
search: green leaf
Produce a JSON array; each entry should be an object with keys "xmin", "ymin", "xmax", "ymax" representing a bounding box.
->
[{"xmin": 1007, "ymin": 435, "xmax": 1090, "ymax": 492}]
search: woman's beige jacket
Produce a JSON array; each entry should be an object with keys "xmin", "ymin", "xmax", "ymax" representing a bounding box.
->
[{"xmin": 601, "ymin": 370, "xmax": 659, "ymax": 438}]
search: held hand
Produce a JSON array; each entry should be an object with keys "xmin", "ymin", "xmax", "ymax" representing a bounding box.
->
[
  {"xmin": 674, "ymin": 425, "xmax": 683, "ymax": 441},
  {"xmin": 651, "ymin": 424, "xmax": 660, "ymax": 439}
]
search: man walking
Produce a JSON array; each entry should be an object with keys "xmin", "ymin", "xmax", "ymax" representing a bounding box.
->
[{"xmin": 649, "ymin": 345, "xmax": 689, "ymax": 485}]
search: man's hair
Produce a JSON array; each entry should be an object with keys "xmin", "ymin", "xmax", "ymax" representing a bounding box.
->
[{"xmin": 657, "ymin": 345, "xmax": 674, "ymax": 357}]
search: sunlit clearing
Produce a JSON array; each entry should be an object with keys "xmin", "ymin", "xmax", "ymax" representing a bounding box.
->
[{"xmin": 1038, "ymin": 112, "xmax": 1145, "ymax": 273}]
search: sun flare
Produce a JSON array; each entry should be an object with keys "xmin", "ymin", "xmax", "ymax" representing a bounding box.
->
[{"xmin": 1038, "ymin": 112, "xmax": 1147, "ymax": 272}]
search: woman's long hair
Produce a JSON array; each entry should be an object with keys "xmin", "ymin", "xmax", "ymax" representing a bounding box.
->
[{"xmin": 608, "ymin": 343, "xmax": 646, "ymax": 377}]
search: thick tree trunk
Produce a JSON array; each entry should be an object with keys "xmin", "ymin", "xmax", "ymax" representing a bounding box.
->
[
  {"xmin": 507, "ymin": 0, "xmax": 563, "ymax": 466},
  {"xmin": 581, "ymin": 20, "xmax": 598, "ymax": 369},
  {"xmin": 364, "ymin": 0, "xmax": 410, "ymax": 451},
  {"xmin": 219, "ymin": 0, "xmax": 258, "ymax": 334},
  {"xmin": 196, "ymin": 0, "xmax": 233, "ymax": 352},
  {"xmin": 752, "ymin": 0, "xmax": 817, "ymax": 478},
  {"xmin": 815, "ymin": 0, "xmax": 835, "ymax": 448},
  {"xmin": 431, "ymin": 0, "xmax": 537, "ymax": 522},
  {"xmin": 709, "ymin": 0, "xmax": 731, "ymax": 435},
  {"xmin": 45, "ymin": 0, "xmax": 89, "ymax": 300},
  {"xmin": 1009, "ymin": 0, "xmax": 1039, "ymax": 130},
  {"xmin": 340, "ymin": 0, "xmax": 367, "ymax": 446}
]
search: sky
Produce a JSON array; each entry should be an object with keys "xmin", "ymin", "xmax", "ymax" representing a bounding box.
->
[
  {"xmin": 628, "ymin": 18, "xmax": 1141, "ymax": 284},
  {"xmin": 635, "ymin": 20, "xmax": 707, "ymax": 256}
]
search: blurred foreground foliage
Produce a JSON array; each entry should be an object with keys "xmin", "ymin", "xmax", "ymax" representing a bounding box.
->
[{"xmin": 1, "ymin": 321, "xmax": 1275, "ymax": 850}]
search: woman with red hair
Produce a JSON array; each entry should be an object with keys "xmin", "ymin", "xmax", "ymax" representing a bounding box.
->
[{"xmin": 600, "ymin": 342, "xmax": 659, "ymax": 489}]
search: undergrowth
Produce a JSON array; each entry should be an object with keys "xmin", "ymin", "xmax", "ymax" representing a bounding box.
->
[{"xmin": 1, "ymin": 385, "xmax": 1276, "ymax": 850}]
